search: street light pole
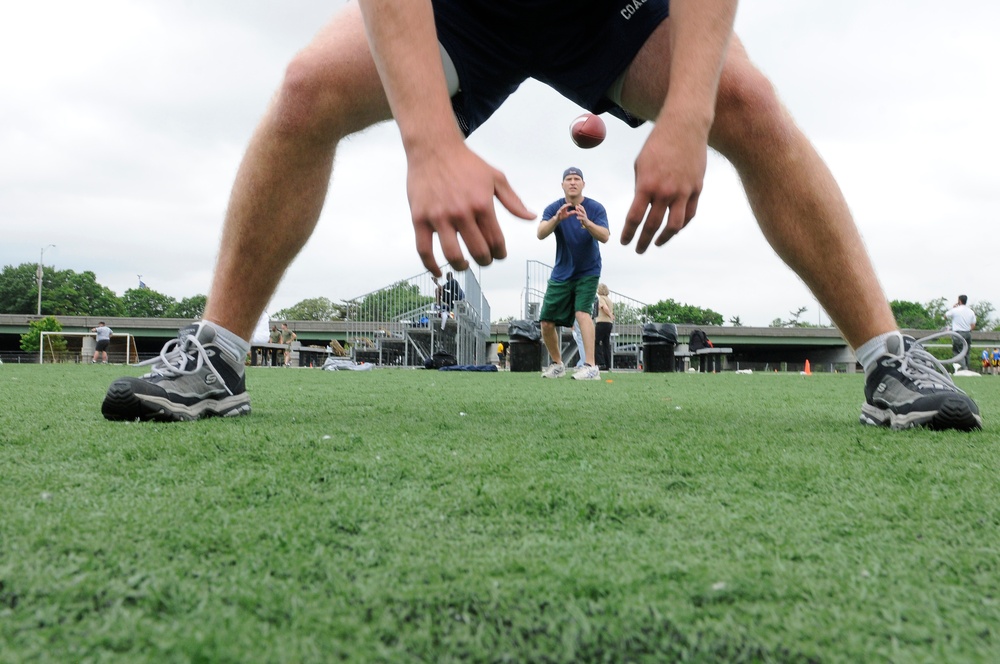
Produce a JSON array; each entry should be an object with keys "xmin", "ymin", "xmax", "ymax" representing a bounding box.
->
[{"xmin": 36, "ymin": 244, "xmax": 56, "ymax": 316}]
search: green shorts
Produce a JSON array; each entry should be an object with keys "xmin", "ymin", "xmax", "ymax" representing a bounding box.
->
[{"xmin": 539, "ymin": 275, "xmax": 599, "ymax": 328}]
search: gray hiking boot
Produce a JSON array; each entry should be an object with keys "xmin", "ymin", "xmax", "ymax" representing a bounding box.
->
[
  {"xmin": 860, "ymin": 332, "xmax": 982, "ymax": 431},
  {"xmin": 102, "ymin": 322, "xmax": 250, "ymax": 422}
]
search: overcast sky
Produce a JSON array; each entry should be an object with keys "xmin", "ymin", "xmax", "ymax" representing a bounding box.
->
[{"xmin": 4, "ymin": 1, "xmax": 999, "ymax": 330}]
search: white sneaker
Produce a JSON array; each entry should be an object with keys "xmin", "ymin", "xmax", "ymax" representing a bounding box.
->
[
  {"xmin": 541, "ymin": 362, "xmax": 566, "ymax": 378},
  {"xmin": 572, "ymin": 364, "xmax": 601, "ymax": 381}
]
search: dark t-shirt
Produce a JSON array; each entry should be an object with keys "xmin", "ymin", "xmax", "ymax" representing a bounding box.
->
[
  {"xmin": 442, "ymin": 278, "xmax": 464, "ymax": 307},
  {"xmin": 541, "ymin": 197, "xmax": 608, "ymax": 281}
]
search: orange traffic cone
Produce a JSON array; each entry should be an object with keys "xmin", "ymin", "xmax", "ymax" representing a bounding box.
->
[{"xmin": 804, "ymin": 359, "xmax": 812, "ymax": 375}]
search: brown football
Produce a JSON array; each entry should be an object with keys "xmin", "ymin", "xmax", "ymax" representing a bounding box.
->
[{"xmin": 570, "ymin": 113, "xmax": 606, "ymax": 149}]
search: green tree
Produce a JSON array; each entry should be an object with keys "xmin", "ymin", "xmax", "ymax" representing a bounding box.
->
[
  {"xmin": 889, "ymin": 297, "xmax": 998, "ymax": 331},
  {"xmin": 20, "ymin": 316, "xmax": 67, "ymax": 359},
  {"xmin": 0, "ymin": 264, "xmax": 122, "ymax": 316},
  {"xmin": 346, "ymin": 281, "xmax": 433, "ymax": 321},
  {"xmin": 971, "ymin": 300, "xmax": 995, "ymax": 331},
  {"xmin": 45, "ymin": 269, "xmax": 123, "ymax": 316},
  {"xmin": 121, "ymin": 287, "xmax": 177, "ymax": 317},
  {"xmin": 728, "ymin": 315, "xmax": 743, "ymax": 327},
  {"xmin": 272, "ymin": 297, "xmax": 345, "ymax": 321},
  {"xmin": 924, "ymin": 297, "xmax": 948, "ymax": 328},
  {"xmin": 890, "ymin": 300, "xmax": 935, "ymax": 329},
  {"xmin": 788, "ymin": 306, "xmax": 813, "ymax": 327},
  {"xmin": 613, "ymin": 302, "xmax": 646, "ymax": 325},
  {"xmin": 169, "ymin": 294, "xmax": 208, "ymax": 319},
  {"xmin": 769, "ymin": 306, "xmax": 816, "ymax": 328},
  {"xmin": 0, "ymin": 263, "xmax": 40, "ymax": 314},
  {"xmin": 640, "ymin": 298, "xmax": 723, "ymax": 326}
]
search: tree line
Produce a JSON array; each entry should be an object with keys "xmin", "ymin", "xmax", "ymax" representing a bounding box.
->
[
  {"xmin": 3, "ymin": 263, "xmax": 995, "ymax": 330},
  {"xmin": 1, "ymin": 264, "xmax": 205, "ymax": 319},
  {"xmin": 769, "ymin": 299, "xmax": 996, "ymax": 331}
]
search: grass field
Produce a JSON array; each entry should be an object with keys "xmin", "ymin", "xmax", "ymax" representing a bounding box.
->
[{"xmin": 1, "ymin": 364, "xmax": 998, "ymax": 663}]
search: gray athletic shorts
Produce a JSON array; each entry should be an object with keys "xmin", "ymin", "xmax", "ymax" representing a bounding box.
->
[{"xmin": 432, "ymin": 0, "xmax": 670, "ymax": 135}]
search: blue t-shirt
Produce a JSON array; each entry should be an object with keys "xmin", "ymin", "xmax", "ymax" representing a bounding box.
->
[{"xmin": 541, "ymin": 197, "xmax": 608, "ymax": 281}]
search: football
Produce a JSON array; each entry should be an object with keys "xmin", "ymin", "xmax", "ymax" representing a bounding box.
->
[{"xmin": 570, "ymin": 113, "xmax": 606, "ymax": 149}]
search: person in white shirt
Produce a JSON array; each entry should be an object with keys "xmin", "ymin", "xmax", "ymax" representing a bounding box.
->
[
  {"xmin": 91, "ymin": 322, "xmax": 113, "ymax": 364},
  {"xmin": 944, "ymin": 295, "xmax": 977, "ymax": 370}
]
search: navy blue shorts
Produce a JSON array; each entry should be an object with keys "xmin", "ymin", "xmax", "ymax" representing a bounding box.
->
[{"xmin": 432, "ymin": 0, "xmax": 670, "ymax": 136}]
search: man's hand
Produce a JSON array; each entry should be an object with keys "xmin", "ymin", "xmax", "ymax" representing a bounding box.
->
[
  {"xmin": 358, "ymin": 1, "xmax": 535, "ymax": 277},
  {"xmin": 564, "ymin": 201, "xmax": 610, "ymax": 244},
  {"xmin": 619, "ymin": 0, "xmax": 736, "ymax": 253},
  {"xmin": 407, "ymin": 138, "xmax": 534, "ymax": 277},
  {"xmin": 620, "ymin": 117, "xmax": 708, "ymax": 253}
]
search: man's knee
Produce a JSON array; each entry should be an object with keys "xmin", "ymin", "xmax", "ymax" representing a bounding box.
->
[
  {"xmin": 270, "ymin": 45, "xmax": 386, "ymax": 141},
  {"xmin": 269, "ymin": 55, "xmax": 348, "ymax": 139},
  {"xmin": 710, "ymin": 55, "xmax": 791, "ymax": 161}
]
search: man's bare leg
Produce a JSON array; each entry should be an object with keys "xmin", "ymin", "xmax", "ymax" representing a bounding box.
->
[
  {"xmin": 204, "ymin": 4, "xmax": 392, "ymax": 339},
  {"xmin": 541, "ymin": 321, "xmax": 563, "ymax": 365},
  {"xmin": 576, "ymin": 311, "xmax": 597, "ymax": 366},
  {"xmin": 102, "ymin": 6, "xmax": 396, "ymax": 421},
  {"xmin": 619, "ymin": 28, "xmax": 897, "ymax": 351},
  {"xmin": 616, "ymin": 24, "xmax": 980, "ymax": 430}
]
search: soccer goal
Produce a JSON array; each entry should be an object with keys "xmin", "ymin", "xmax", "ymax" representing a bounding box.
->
[{"xmin": 38, "ymin": 331, "xmax": 137, "ymax": 365}]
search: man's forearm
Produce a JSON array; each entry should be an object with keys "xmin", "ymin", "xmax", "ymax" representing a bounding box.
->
[
  {"xmin": 662, "ymin": 0, "xmax": 738, "ymax": 132},
  {"xmin": 358, "ymin": 0, "xmax": 463, "ymax": 152},
  {"xmin": 537, "ymin": 217, "xmax": 559, "ymax": 240},
  {"xmin": 585, "ymin": 222, "xmax": 610, "ymax": 244}
]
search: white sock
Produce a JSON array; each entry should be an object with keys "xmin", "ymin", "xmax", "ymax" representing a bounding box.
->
[
  {"xmin": 202, "ymin": 321, "xmax": 250, "ymax": 362},
  {"xmin": 855, "ymin": 331, "xmax": 902, "ymax": 372}
]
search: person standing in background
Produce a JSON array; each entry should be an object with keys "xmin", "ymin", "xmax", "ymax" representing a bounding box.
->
[
  {"xmin": 537, "ymin": 167, "xmax": 609, "ymax": 381},
  {"xmin": 943, "ymin": 295, "xmax": 976, "ymax": 370},
  {"xmin": 91, "ymin": 322, "xmax": 113, "ymax": 364},
  {"xmin": 594, "ymin": 283, "xmax": 615, "ymax": 371},
  {"xmin": 268, "ymin": 325, "xmax": 282, "ymax": 366},
  {"xmin": 280, "ymin": 322, "xmax": 297, "ymax": 368}
]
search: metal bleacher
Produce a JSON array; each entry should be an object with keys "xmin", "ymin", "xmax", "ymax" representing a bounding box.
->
[{"xmin": 343, "ymin": 268, "xmax": 490, "ymax": 367}]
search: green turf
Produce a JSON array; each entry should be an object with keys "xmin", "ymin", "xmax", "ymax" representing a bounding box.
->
[{"xmin": 1, "ymin": 364, "xmax": 998, "ymax": 663}]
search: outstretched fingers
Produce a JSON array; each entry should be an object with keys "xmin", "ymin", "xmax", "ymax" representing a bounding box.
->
[
  {"xmin": 620, "ymin": 138, "xmax": 706, "ymax": 252},
  {"xmin": 655, "ymin": 192, "xmax": 700, "ymax": 246},
  {"xmin": 413, "ymin": 220, "xmax": 443, "ymax": 276},
  {"xmin": 411, "ymin": 166, "xmax": 535, "ymax": 277},
  {"xmin": 414, "ymin": 217, "xmax": 467, "ymax": 276},
  {"xmin": 622, "ymin": 185, "xmax": 701, "ymax": 253},
  {"xmin": 623, "ymin": 195, "xmax": 665, "ymax": 254}
]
